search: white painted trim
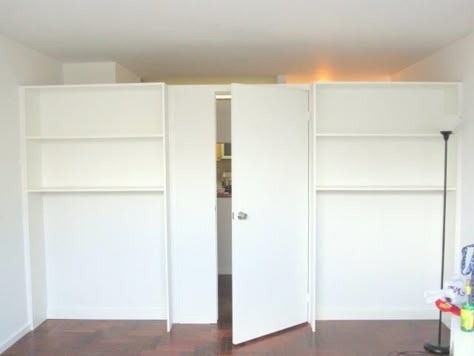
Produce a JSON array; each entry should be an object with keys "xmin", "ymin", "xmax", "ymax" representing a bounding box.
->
[
  {"xmin": 21, "ymin": 82, "xmax": 165, "ymax": 89},
  {"xmin": 0, "ymin": 323, "xmax": 31, "ymax": 354},
  {"xmin": 447, "ymin": 85, "xmax": 464, "ymax": 345},
  {"xmin": 308, "ymin": 83, "xmax": 317, "ymax": 331},
  {"xmin": 316, "ymin": 307, "xmax": 438, "ymax": 320},
  {"xmin": 216, "ymin": 94, "xmax": 232, "ymax": 99},
  {"xmin": 212, "ymin": 92, "xmax": 219, "ymax": 325},
  {"xmin": 47, "ymin": 307, "xmax": 166, "ymax": 320},
  {"xmin": 26, "ymin": 135, "xmax": 164, "ymax": 140},
  {"xmin": 18, "ymin": 87, "xmax": 34, "ymax": 327},
  {"xmin": 453, "ymin": 83, "xmax": 464, "ymax": 269},
  {"xmin": 27, "ymin": 186, "xmax": 165, "ymax": 193},
  {"xmin": 163, "ymin": 84, "xmax": 172, "ymax": 332}
]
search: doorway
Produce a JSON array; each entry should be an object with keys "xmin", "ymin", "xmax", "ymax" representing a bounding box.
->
[
  {"xmin": 216, "ymin": 93, "xmax": 233, "ymax": 327},
  {"xmin": 210, "ymin": 85, "xmax": 310, "ymax": 345},
  {"xmin": 230, "ymin": 84, "xmax": 309, "ymax": 344}
]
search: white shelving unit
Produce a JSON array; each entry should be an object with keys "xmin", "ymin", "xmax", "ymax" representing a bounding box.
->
[
  {"xmin": 19, "ymin": 83, "xmax": 171, "ymax": 329},
  {"xmin": 312, "ymin": 82, "xmax": 462, "ymax": 321}
]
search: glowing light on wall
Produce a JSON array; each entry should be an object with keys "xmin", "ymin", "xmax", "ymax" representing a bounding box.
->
[
  {"xmin": 313, "ymin": 67, "xmax": 334, "ymax": 81},
  {"xmin": 286, "ymin": 68, "xmax": 392, "ymax": 83},
  {"xmin": 286, "ymin": 67, "xmax": 335, "ymax": 83}
]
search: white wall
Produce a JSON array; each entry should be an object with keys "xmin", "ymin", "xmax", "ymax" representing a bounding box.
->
[
  {"xmin": 394, "ymin": 32, "xmax": 474, "ymax": 356},
  {"xmin": 0, "ymin": 34, "xmax": 61, "ymax": 353},
  {"xmin": 43, "ymin": 193, "xmax": 167, "ymax": 320},
  {"xmin": 167, "ymin": 85, "xmax": 228, "ymax": 323},
  {"xmin": 63, "ymin": 62, "xmax": 141, "ymax": 84},
  {"xmin": 63, "ymin": 62, "xmax": 116, "ymax": 84},
  {"xmin": 316, "ymin": 191, "xmax": 450, "ymax": 320},
  {"xmin": 116, "ymin": 63, "xmax": 141, "ymax": 83}
]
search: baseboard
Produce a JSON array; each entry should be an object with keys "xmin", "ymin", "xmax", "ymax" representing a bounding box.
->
[
  {"xmin": 172, "ymin": 314, "xmax": 217, "ymax": 324},
  {"xmin": 47, "ymin": 307, "xmax": 166, "ymax": 320},
  {"xmin": 0, "ymin": 323, "xmax": 31, "ymax": 354},
  {"xmin": 315, "ymin": 307, "xmax": 438, "ymax": 320}
]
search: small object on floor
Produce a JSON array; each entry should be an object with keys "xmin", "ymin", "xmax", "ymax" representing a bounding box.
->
[{"xmin": 386, "ymin": 351, "xmax": 427, "ymax": 355}]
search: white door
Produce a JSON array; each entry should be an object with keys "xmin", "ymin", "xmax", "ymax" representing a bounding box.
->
[{"xmin": 231, "ymin": 84, "xmax": 309, "ymax": 344}]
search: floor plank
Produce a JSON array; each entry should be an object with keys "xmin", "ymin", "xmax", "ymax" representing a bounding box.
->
[{"xmin": 4, "ymin": 275, "xmax": 447, "ymax": 355}]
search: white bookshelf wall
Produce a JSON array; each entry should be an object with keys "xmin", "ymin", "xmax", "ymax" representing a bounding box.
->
[
  {"xmin": 24, "ymin": 85, "xmax": 164, "ymax": 137},
  {"xmin": 26, "ymin": 139, "xmax": 164, "ymax": 191},
  {"xmin": 316, "ymin": 135, "xmax": 457, "ymax": 190},
  {"xmin": 20, "ymin": 84, "xmax": 170, "ymax": 327},
  {"xmin": 313, "ymin": 82, "xmax": 461, "ymax": 320},
  {"xmin": 316, "ymin": 83, "xmax": 459, "ymax": 134}
]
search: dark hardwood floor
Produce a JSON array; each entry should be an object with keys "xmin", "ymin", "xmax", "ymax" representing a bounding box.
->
[{"xmin": 5, "ymin": 275, "xmax": 447, "ymax": 355}]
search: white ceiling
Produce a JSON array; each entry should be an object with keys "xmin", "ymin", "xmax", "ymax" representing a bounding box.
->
[{"xmin": 1, "ymin": 0, "xmax": 473, "ymax": 80}]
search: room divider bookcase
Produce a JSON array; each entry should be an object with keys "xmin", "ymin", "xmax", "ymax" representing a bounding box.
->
[
  {"xmin": 19, "ymin": 83, "xmax": 171, "ymax": 329},
  {"xmin": 311, "ymin": 82, "xmax": 462, "ymax": 322},
  {"xmin": 18, "ymin": 81, "xmax": 462, "ymax": 335}
]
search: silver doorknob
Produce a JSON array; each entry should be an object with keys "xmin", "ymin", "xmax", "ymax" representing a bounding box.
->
[{"xmin": 237, "ymin": 211, "xmax": 248, "ymax": 220}]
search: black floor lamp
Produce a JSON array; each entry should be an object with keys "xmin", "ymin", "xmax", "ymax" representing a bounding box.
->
[{"xmin": 424, "ymin": 117, "xmax": 461, "ymax": 355}]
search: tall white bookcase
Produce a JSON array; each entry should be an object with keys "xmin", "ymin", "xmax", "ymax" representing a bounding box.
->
[
  {"xmin": 312, "ymin": 82, "xmax": 462, "ymax": 321},
  {"xmin": 19, "ymin": 83, "xmax": 171, "ymax": 329}
]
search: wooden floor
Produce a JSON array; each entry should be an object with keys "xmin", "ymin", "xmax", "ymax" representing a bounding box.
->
[{"xmin": 5, "ymin": 276, "xmax": 447, "ymax": 355}]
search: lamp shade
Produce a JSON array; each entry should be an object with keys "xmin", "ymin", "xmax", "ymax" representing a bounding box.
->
[{"xmin": 436, "ymin": 115, "xmax": 462, "ymax": 132}]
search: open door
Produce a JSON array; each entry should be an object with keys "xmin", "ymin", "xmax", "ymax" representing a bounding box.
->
[{"xmin": 231, "ymin": 84, "xmax": 309, "ymax": 344}]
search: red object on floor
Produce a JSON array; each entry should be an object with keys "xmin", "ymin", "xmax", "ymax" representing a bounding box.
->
[{"xmin": 435, "ymin": 299, "xmax": 461, "ymax": 316}]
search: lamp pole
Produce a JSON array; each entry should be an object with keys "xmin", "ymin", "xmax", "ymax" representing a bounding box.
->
[{"xmin": 424, "ymin": 130, "xmax": 452, "ymax": 355}]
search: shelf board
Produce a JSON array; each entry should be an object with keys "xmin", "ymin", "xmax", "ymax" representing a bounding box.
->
[
  {"xmin": 315, "ymin": 133, "xmax": 441, "ymax": 138},
  {"xmin": 25, "ymin": 134, "xmax": 164, "ymax": 141},
  {"xmin": 22, "ymin": 83, "xmax": 165, "ymax": 90},
  {"xmin": 316, "ymin": 185, "xmax": 456, "ymax": 192},
  {"xmin": 28, "ymin": 186, "xmax": 165, "ymax": 193}
]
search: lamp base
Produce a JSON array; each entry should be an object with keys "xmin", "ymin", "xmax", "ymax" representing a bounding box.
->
[{"xmin": 424, "ymin": 340, "xmax": 450, "ymax": 354}]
